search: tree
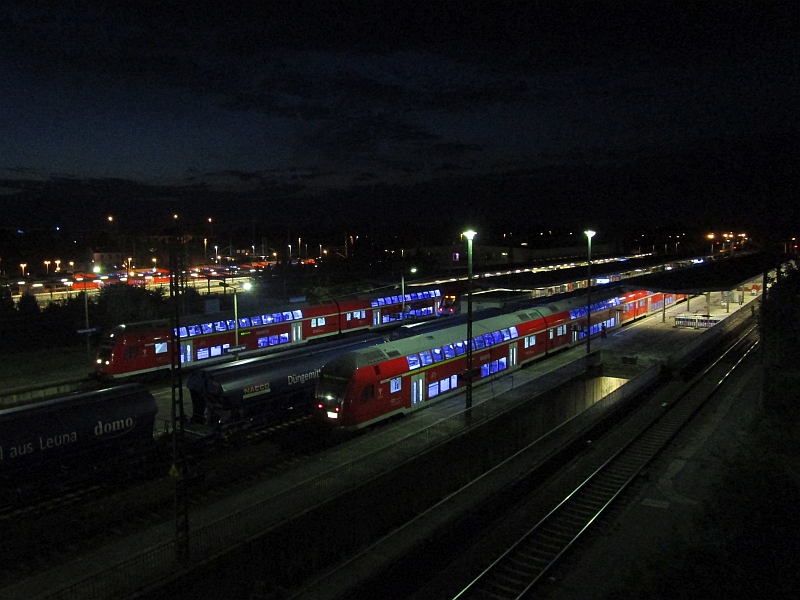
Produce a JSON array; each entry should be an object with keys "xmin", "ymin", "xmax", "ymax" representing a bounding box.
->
[
  {"xmin": 759, "ymin": 263, "xmax": 800, "ymax": 410},
  {"xmin": 17, "ymin": 292, "xmax": 40, "ymax": 317}
]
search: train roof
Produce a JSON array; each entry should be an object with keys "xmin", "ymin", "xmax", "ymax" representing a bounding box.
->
[
  {"xmin": 0, "ymin": 384, "xmax": 153, "ymax": 422},
  {"xmin": 324, "ymin": 284, "xmax": 635, "ymax": 372}
]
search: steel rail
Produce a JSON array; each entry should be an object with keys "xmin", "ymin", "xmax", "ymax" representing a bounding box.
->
[{"xmin": 453, "ymin": 327, "xmax": 759, "ymax": 600}]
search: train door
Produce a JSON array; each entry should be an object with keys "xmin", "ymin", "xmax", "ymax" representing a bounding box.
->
[
  {"xmin": 411, "ymin": 372, "xmax": 425, "ymax": 407},
  {"xmin": 509, "ymin": 343, "xmax": 518, "ymax": 368},
  {"xmin": 181, "ymin": 341, "xmax": 193, "ymax": 364},
  {"xmin": 373, "ymin": 309, "xmax": 381, "ymax": 326},
  {"xmin": 291, "ymin": 321, "xmax": 303, "ymax": 343}
]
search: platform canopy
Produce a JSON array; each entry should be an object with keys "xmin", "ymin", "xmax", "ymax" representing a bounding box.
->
[{"xmin": 626, "ymin": 252, "xmax": 776, "ymax": 295}]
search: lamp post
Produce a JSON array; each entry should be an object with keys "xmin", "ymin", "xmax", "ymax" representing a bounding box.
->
[
  {"xmin": 44, "ymin": 260, "xmax": 51, "ymax": 275},
  {"xmin": 152, "ymin": 257, "xmax": 157, "ymax": 273},
  {"xmin": 54, "ymin": 260, "xmax": 61, "ymax": 273},
  {"xmin": 585, "ymin": 229, "xmax": 596, "ymax": 354},
  {"xmin": 221, "ymin": 281, "xmax": 252, "ymax": 347},
  {"xmin": 707, "ymin": 233, "xmax": 715, "ymax": 256},
  {"xmin": 20, "ymin": 263, "xmax": 27, "ymax": 277},
  {"xmin": 463, "ymin": 230, "xmax": 477, "ymax": 418}
]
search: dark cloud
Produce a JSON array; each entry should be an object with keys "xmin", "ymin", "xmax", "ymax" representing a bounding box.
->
[{"xmin": 0, "ymin": 1, "xmax": 797, "ymax": 237}]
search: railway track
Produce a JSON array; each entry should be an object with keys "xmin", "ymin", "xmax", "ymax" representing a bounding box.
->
[
  {"xmin": 450, "ymin": 326, "xmax": 759, "ymax": 600},
  {"xmin": 0, "ymin": 414, "xmax": 327, "ymax": 589}
]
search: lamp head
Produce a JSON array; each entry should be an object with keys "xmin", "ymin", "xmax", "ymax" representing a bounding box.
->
[
  {"xmin": 463, "ymin": 230, "xmax": 477, "ymax": 241},
  {"xmin": 584, "ymin": 229, "xmax": 596, "ymax": 239}
]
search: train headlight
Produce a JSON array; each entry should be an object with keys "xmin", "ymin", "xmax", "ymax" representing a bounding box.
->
[{"xmin": 96, "ymin": 358, "xmax": 102, "ymax": 364}]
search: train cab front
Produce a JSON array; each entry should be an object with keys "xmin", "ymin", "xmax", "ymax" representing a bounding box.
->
[
  {"xmin": 313, "ymin": 371, "xmax": 348, "ymax": 425},
  {"xmin": 93, "ymin": 325, "xmax": 125, "ymax": 378}
]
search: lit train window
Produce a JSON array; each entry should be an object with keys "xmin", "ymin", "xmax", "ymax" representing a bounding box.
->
[
  {"xmin": 492, "ymin": 331, "xmax": 503, "ymax": 344},
  {"xmin": 428, "ymin": 382, "xmax": 439, "ymax": 398},
  {"xmin": 500, "ymin": 329, "xmax": 511, "ymax": 341},
  {"xmin": 440, "ymin": 377, "xmax": 450, "ymax": 392},
  {"xmin": 179, "ymin": 327, "xmax": 188, "ymax": 338},
  {"xmin": 524, "ymin": 335, "xmax": 535, "ymax": 348},
  {"xmin": 258, "ymin": 337, "xmax": 270, "ymax": 347},
  {"xmin": 293, "ymin": 310, "xmax": 303, "ymax": 319},
  {"xmin": 474, "ymin": 336, "xmax": 485, "ymax": 349},
  {"xmin": 283, "ymin": 312, "xmax": 293, "ymax": 321},
  {"xmin": 227, "ymin": 320, "xmax": 236, "ymax": 329},
  {"xmin": 210, "ymin": 346, "xmax": 222, "ymax": 357},
  {"xmin": 155, "ymin": 342, "xmax": 168, "ymax": 354},
  {"xmin": 187, "ymin": 325, "xmax": 202, "ymax": 336},
  {"xmin": 390, "ymin": 377, "xmax": 401, "ymax": 393},
  {"xmin": 279, "ymin": 333, "xmax": 290, "ymax": 344},
  {"xmin": 346, "ymin": 313, "xmax": 352, "ymax": 321},
  {"xmin": 483, "ymin": 333, "xmax": 494, "ymax": 347},
  {"xmin": 202, "ymin": 323, "xmax": 213, "ymax": 334},
  {"xmin": 251, "ymin": 316, "xmax": 262, "ymax": 326},
  {"xmin": 269, "ymin": 335, "xmax": 279, "ymax": 345},
  {"xmin": 454, "ymin": 342, "xmax": 466, "ymax": 356},
  {"xmin": 431, "ymin": 348, "xmax": 443, "ymax": 362},
  {"xmin": 239, "ymin": 317, "xmax": 250, "ymax": 328},
  {"xmin": 214, "ymin": 321, "xmax": 227, "ymax": 332},
  {"xmin": 443, "ymin": 344, "xmax": 455, "ymax": 359},
  {"xmin": 509, "ymin": 326, "xmax": 519, "ymax": 338},
  {"xmin": 263, "ymin": 314, "xmax": 274, "ymax": 324},
  {"xmin": 406, "ymin": 354, "xmax": 421, "ymax": 370},
  {"xmin": 197, "ymin": 348, "xmax": 209, "ymax": 360},
  {"xmin": 420, "ymin": 350, "xmax": 433, "ymax": 366}
]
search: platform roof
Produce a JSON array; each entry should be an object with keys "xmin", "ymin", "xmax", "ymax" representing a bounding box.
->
[{"xmin": 625, "ymin": 252, "xmax": 775, "ymax": 295}]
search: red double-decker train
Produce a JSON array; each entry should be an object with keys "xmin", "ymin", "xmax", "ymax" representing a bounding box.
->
[
  {"xmin": 95, "ymin": 287, "xmax": 446, "ymax": 378},
  {"xmin": 314, "ymin": 286, "xmax": 685, "ymax": 429}
]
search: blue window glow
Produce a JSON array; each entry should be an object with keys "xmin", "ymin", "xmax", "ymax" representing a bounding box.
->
[
  {"xmin": 269, "ymin": 335, "xmax": 279, "ymax": 345},
  {"xmin": 500, "ymin": 329, "xmax": 511, "ymax": 341},
  {"xmin": 509, "ymin": 326, "xmax": 519, "ymax": 338},
  {"xmin": 483, "ymin": 333, "xmax": 494, "ymax": 347},
  {"xmin": 251, "ymin": 315, "xmax": 262, "ymax": 326},
  {"xmin": 420, "ymin": 350, "xmax": 433, "ymax": 366},
  {"xmin": 197, "ymin": 348, "xmax": 210, "ymax": 360},
  {"xmin": 214, "ymin": 321, "xmax": 227, "ymax": 332},
  {"xmin": 454, "ymin": 342, "xmax": 466, "ymax": 356},
  {"xmin": 279, "ymin": 333, "xmax": 290, "ymax": 343},
  {"xmin": 239, "ymin": 317, "xmax": 250, "ymax": 328},
  {"xmin": 443, "ymin": 344, "xmax": 455, "ymax": 359},
  {"xmin": 293, "ymin": 310, "xmax": 303, "ymax": 319},
  {"xmin": 201, "ymin": 323, "xmax": 213, "ymax": 334},
  {"xmin": 428, "ymin": 382, "xmax": 439, "ymax": 398},
  {"xmin": 187, "ymin": 325, "xmax": 202, "ymax": 336},
  {"xmin": 210, "ymin": 346, "xmax": 222, "ymax": 357},
  {"xmin": 474, "ymin": 337, "xmax": 485, "ymax": 349},
  {"xmin": 431, "ymin": 348, "xmax": 443, "ymax": 362},
  {"xmin": 492, "ymin": 331, "xmax": 503, "ymax": 344},
  {"xmin": 407, "ymin": 354, "xmax": 421, "ymax": 370},
  {"xmin": 258, "ymin": 337, "xmax": 270, "ymax": 348}
]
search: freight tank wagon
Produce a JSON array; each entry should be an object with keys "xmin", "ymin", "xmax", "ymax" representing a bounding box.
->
[{"xmin": 0, "ymin": 385, "xmax": 157, "ymax": 481}]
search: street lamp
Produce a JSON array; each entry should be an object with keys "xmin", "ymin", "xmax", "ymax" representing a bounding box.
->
[
  {"xmin": 463, "ymin": 230, "xmax": 477, "ymax": 418},
  {"xmin": 20, "ymin": 263, "xmax": 27, "ymax": 277},
  {"xmin": 585, "ymin": 229, "xmax": 596, "ymax": 354},
  {"xmin": 152, "ymin": 257, "xmax": 157, "ymax": 273},
  {"xmin": 54, "ymin": 260, "xmax": 61, "ymax": 272},
  {"xmin": 707, "ymin": 233, "xmax": 715, "ymax": 256},
  {"xmin": 220, "ymin": 281, "xmax": 253, "ymax": 347},
  {"xmin": 44, "ymin": 260, "xmax": 51, "ymax": 275}
]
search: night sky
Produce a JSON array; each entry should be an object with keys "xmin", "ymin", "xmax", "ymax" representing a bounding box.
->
[{"xmin": 1, "ymin": 1, "xmax": 797, "ymax": 241}]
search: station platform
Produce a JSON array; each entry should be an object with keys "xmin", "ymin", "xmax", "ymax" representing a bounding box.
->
[{"xmin": 0, "ymin": 290, "xmax": 760, "ymax": 600}]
